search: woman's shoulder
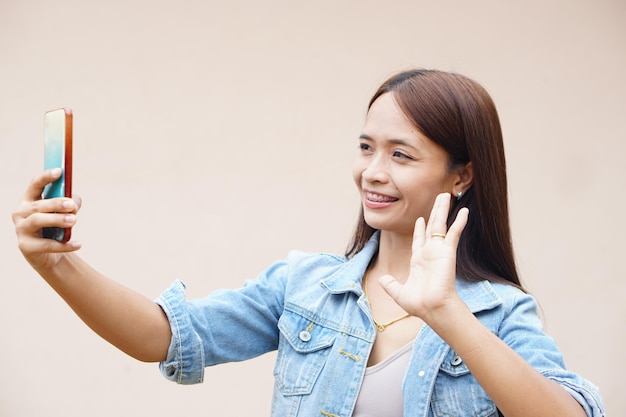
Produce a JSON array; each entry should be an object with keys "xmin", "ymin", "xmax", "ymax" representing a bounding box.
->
[
  {"xmin": 281, "ymin": 250, "xmax": 348, "ymax": 279},
  {"xmin": 286, "ymin": 249, "xmax": 348, "ymax": 265},
  {"xmin": 284, "ymin": 235, "xmax": 379, "ymax": 276},
  {"xmin": 455, "ymin": 278, "xmax": 535, "ymax": 314}
]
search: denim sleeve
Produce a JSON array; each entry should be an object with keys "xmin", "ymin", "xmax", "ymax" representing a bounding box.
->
[
  {"xmin": 496, "ymin": 290, "xmax": 605, "ymax": 417},
  {"xmin": 154, "ymin": 258, "xmax": 289, "ymax": 385},
  {"xmin": 155, "ymin": 280, "xmax": 205, "ymax": 385}
]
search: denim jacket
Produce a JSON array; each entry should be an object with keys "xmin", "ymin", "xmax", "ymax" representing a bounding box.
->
[{"xmin": 155, "ymin": 233, "xmax": 604, "ymax": 417}]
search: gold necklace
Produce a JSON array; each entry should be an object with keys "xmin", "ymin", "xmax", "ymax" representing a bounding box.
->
[{"xmin": 363, "ymin": 273, "xmax": 411, "ymax": 332}]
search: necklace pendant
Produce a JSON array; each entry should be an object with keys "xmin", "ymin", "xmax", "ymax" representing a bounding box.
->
[{"xmin": 375, "ymin": 323, "xmax": 386, "ymax": 332}]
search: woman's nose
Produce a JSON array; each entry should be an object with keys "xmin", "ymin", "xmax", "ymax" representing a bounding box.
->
[{"xmin": 362, "ymin": 156, "xmax": 389, "ymax": 183}]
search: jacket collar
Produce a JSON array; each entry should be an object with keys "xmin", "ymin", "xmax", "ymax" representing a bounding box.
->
[
  {"xmin": 455, "ymin": 279, "xmax": 503, "ymax": 314},
  {"xmin": 319, "ymin": 232, "xmax": 379, "ymax": 296}
]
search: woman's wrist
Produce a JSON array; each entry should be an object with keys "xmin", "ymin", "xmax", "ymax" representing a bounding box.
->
[{"xmin": 420, "ymin": 297, "xmax": 487, "ymax": 357}]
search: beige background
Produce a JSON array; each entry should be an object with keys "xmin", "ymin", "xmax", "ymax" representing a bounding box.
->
[{"xmin": 1, "ymin": 1, "xmax": 623, "ymax": 416}]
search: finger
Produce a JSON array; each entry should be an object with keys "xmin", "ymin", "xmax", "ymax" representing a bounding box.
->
[
  {"xmin": 378, "ymin": 274, "xmax": 404, "ymax": 303},
  {"xmin": 72, "ymin": 194, "xmax": 82, "ymax": 212},
  {"xmin": 16, "ymin": 211, "xmax": 76, "ymax": 239},
  {"xmin": 23, "ymin": 169, "xmax": 63, "ymax": 202},
  {"xmin": 445, "ymin": 207, "xmax": 469, "ymax": 246},
  {"xmin": 13, "ymin": 198, "xmax": 77, "ymax": 226},
  {"xmin": 426, "ymin": 193, "xmax": 451, "ymax": 239},
  {"xmin": 18, "ymin": 233, "xmax": 81, "ymax": 256},
  {"xmin": 412, "ymin": 216, "xmax": 426, "ymax": 254}
]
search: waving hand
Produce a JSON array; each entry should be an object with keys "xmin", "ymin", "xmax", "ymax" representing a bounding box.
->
[{"xmin": 378, "ymin": 193, "xmax": 469, "ymax": 323}]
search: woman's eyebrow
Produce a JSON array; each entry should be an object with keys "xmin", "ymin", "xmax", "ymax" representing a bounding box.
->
[{"xmin": 359, "ymin": 133, "xmax": 418, "ymax": 150}]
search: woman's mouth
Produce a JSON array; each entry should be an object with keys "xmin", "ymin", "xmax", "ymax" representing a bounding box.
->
[
  {"xmin": 364, "ymin": 191, "xmax": 399, "ymax": 208},
  {"xmin": 366, "ymin": 192, "xmax": 398, "ymax": 202}
]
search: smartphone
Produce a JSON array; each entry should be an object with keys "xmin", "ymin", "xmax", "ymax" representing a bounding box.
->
[{"xmin": 42, "ymin": 107, "xmax": 73, "ymax": 242}]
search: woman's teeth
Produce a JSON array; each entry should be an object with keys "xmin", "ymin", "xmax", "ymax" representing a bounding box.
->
[{"xmin": 366, "ymin": 192, "xmax": 398, "ymax": 202}]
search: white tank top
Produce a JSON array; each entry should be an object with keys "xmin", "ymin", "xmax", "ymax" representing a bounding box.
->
[{"xmin": 352, "ymin": 342, "xmax": 413, "ymax": 417}]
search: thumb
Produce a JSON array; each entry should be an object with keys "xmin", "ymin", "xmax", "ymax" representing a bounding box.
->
[
  {"xmin": 72, "ymin": 194, "xmax": 83, "ymax": 211},
  {"xmin": 378, "ymin": 274, "xmax": 403, "ymax": 302}
]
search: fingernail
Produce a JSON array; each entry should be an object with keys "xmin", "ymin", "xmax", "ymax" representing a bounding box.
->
[
  {"xmin": 64, "ymin": 215, "xmax": 74, "ymax": 223},
  {"xmin": 51, "ymin": 168, "xmax": 62, "ymax": 176},
  {"xmin": 62, "ymin": 200, "xmax": 73, "ymax": 209}
]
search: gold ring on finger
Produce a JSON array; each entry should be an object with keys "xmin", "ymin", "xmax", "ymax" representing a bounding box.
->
[{"xmin": 431, "ymin": 233, "xmax": 446, "ymax": 239}]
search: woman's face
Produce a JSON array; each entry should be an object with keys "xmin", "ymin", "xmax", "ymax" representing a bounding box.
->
[{"xmin": 352, "ymin": 92, "xmax": 458, "ymax": 236}]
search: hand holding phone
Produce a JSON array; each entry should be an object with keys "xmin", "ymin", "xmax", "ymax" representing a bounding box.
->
[{"xmin": 42, "ymin": 107, "xmax": 73, "ymax": 242}]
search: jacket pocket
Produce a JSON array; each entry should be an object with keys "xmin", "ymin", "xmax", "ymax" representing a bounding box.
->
[
  {"xmin": 431, "ymin": 349, "xmax": 497, "ymax": 417},
  {"xmin": 274, "ymin": 309, "xmax": 336, "ymax": 396}
]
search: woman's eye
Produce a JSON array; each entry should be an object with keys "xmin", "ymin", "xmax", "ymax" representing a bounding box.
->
[
  {"xmin": 392, "ymin": 150, "xmax": 412, "ymax": 160},
  {"xmin": 359, "ymin": 143, "xmax": 372, "ymax": 152}
]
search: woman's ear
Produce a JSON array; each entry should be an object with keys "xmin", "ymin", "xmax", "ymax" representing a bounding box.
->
[{"xmin": 453, "ymin": 162, "xmax": 474, "ymax": 197}]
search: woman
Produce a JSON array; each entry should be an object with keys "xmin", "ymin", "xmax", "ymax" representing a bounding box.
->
[{"xmin": 12, "ymin": 69, "xmax": 604, "ymax": 416}]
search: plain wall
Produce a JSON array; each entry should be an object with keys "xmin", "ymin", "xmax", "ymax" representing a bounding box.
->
[{"xmin": 1, "ymin": 0, "xmax": 624, "ymax": 415}]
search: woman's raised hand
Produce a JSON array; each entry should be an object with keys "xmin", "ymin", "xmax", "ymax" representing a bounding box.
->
[
  {"xmin": 378, "ymin": 193, "xmax": 469, "ymax": 322},
  {"xmin": 12, "ymin": 168, "xmax": 82, "ymax": 271}
]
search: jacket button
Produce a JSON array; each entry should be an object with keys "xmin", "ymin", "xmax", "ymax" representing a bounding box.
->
[
  {"xmin": 451, "ymin": 354, "xmax": 463, "ymax": 366},
  {"xmin": 299, "ymin": 330, "xmax": 312, "ymax": 342}
]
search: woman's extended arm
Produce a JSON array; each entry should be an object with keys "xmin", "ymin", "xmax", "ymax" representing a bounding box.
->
[
  {"xmin": 421, "ymin": 300, "xmax": 587, "ymax": 416},
  {"xmin": 12, "ymin": 169, "xmax": 171, "ymax": 362},
  {"xmin": 379, "ymin": 193, "xmax": 587, "ymax": 417}
]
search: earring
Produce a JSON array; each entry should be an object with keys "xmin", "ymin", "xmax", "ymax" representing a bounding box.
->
[{"xmin": 456, "ymin": 191, "xmax": 463, "ymax": 200}]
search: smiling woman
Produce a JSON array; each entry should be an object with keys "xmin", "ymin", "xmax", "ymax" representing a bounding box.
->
[
  {"xmin": 348, "ymin": 70, "xmax": 516, "ymax": 288},
  {"xmin": 353, "ymin": 92, "xmax": 462, "ymax": 239},
  {"xmin": 11, "ymin": 69, "xmax": 604, "ymax": 417}
]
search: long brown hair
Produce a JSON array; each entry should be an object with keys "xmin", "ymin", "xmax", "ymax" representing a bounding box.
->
[{"xmin": 346, "ymin": 69, "xmax": 522, "ymax": 289}]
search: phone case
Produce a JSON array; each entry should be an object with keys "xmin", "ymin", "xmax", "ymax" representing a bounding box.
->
[{"xmin": 42, "ymin": 107, "xmax": 73, "ymax": 242}]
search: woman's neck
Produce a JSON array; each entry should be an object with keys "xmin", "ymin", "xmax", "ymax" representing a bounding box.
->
[{"xmin": 371, "ymin": 231, "xmax": 413, "ymax": 283}]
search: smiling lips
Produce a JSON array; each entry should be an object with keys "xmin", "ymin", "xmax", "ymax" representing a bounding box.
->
[{"xmin": 364, "ymin": 191, "xmax": 399, "ymax": 208}]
